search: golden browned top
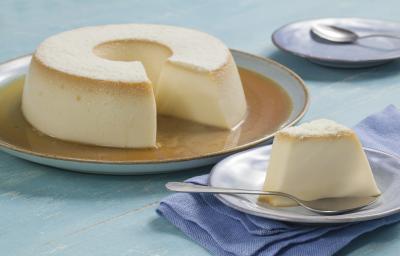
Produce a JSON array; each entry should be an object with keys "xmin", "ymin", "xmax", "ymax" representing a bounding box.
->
[{"xmin": 31, "ymin": 55, "xmax": 154, "ymax": 96}]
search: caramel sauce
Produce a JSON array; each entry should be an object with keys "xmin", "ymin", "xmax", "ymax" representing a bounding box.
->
[{"xmin": 0, "ymin": 68, "xmax": 292, "ymax": 162}]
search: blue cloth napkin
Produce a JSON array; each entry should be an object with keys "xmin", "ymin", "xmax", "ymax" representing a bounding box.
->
[{"xmin": 157, "ymin": 105, "xmax": 400, "ymax": 256}]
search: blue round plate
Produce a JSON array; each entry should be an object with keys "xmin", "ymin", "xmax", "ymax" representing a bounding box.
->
[{"xmin": 272, "ymin": 18, "xmax": 400, "ymax": 68}]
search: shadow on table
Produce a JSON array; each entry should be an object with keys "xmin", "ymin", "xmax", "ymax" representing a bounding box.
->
[
  {"xmin": 263, "ymin": 49, "xmax": 400, "ymax": 83},
  {"xmin": 0, "ymin": 157, "xmax": 210, "ymax": 200},
  {"xmin": 148, "ymin": 216, "xmax": 208, "ymax": 252},
  {"xmin": 148, "ymin": 215, "xmax": 189, "ymax": 237},
  {"xmin": 335, "ymin": 221, "xmax": 400, "ymax": 255}
]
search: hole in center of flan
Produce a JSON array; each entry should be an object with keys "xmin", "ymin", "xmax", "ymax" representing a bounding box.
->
[{"xmin": 93, "ymin": 40, "xmax": 172, "ymax": 85}]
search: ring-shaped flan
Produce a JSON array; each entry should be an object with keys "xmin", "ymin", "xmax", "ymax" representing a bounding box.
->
[{"xmin": 22, "ymin": 24, "xmax": 247, "ymax": 148}]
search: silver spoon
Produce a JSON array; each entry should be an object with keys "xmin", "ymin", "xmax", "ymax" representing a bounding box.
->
[
  {"xmin": 166, "ymin": 182, "xmax": 379, "ymax": 215},
  {"xmin": 311, "ymin": 23, "xmax": 400, "ymax": 43}
]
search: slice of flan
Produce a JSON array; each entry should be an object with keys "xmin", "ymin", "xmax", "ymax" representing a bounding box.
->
[
  {"xmin": 22, "ymin": 24, "xmax": 247, "ymax": 148},
  {"xmin": 259, "ymin": 119, "xmax": 381, "ymax": 207}
]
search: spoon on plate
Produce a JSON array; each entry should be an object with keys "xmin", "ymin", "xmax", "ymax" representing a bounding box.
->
[
  {"xmin": 166, "ymin": 182, "xmax": 379, "ymax": 215},
  {"xmin": 311, "ymin": 23, "xmax": 400, "ymax": 43}
]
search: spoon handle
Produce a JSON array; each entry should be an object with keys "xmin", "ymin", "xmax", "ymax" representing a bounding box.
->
[
  {"xmin": 166, "ymin": 182, "xmax": 289, "ymax": 198},
  {"xmin": 328, "ymin": 25, "xmax": 400, "ymax": 39},
  {"xmin": 360, "ymin": 34, "xmax": 400, "ymax": 39}
]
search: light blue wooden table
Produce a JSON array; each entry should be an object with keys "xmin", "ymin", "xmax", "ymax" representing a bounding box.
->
[{"xmin": 1, "ymin": 1, "xmax": 400, "ymax": 255}]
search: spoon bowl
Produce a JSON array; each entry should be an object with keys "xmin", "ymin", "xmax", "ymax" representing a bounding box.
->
[
  {"xmin": 166, "ymin": 182, "xmax": 379, "ymax": 215},
  {"xmin": 311, "ymin": 24, "xmax": 358, "ymax": 43}
]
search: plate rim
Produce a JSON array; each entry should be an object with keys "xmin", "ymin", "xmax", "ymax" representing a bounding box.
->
[
  {"xmin": 272, "ymin": 17, "xmax": 400, "ymax": 64},
  {"xmin": 0, "ymin": 50, "xmax": 309, "ymax": 165},
  {"xmin": 209, "ymin": 146, "xmax": 400, "ymax": 223}
]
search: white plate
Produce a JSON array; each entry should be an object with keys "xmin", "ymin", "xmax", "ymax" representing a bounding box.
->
[
  {"xmin": 209, "ymin": 145, "xmax": 400, "ymax": 223},
  {"xmin": 0, "ymin": 51, "xmax": 309, "ymax": 174}
]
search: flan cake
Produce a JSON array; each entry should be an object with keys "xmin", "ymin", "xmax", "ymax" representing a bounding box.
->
[
  {"xmin": 259, "ymin": 119, "xmax": 381, "ymax": 207},
  {"xmin": 22, "ymin": 24, "xmax": 247, "ymax": 148}
]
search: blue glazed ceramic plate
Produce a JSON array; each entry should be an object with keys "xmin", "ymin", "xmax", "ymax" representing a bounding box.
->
[
  {"xmin": 210, "ymin": 146, "xmax": 400, "ymax": 223},
  {"xmin": 0, "ymin": 51, "xmax": 308, "ymax": 174},
  {"xmin": 273, "ymin": 18, "xmax": 400, "ymax": 68}
]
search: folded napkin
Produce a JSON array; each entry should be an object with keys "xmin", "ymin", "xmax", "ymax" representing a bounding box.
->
[{"xmin": 157, "ymin": 105, "xmax": 400, "ymax": 256}]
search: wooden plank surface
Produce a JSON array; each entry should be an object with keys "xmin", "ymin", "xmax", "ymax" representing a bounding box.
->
[{"xmin": 1, "ymin": 0, "xmax": 400, "ymax": 255}]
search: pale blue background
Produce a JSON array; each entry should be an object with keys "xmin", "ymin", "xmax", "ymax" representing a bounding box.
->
[{"xmin": 1, "ymin": 0, "xmax": 400, "ymax": 255}]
